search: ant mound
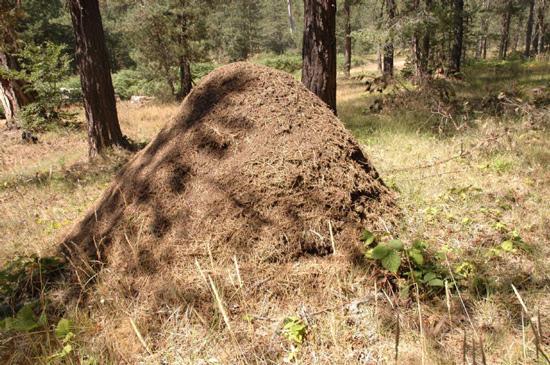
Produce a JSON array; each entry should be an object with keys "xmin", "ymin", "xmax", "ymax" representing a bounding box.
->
[{"xmin": 61, "ymin": 62, "xmax": 397, "ymax": 359}]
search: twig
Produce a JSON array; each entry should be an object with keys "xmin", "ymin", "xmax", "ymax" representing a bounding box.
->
[
  {"xmin": 129, "ymin": 317, "xmax": 152, "ymax": 355},
  {"xmin": 233, "ymin": 255, "xmax": 243, "ymax": 288},
  {"xmin": 395, "ymin": 310, "xmax": 400, "ymax": 364},
  {"xmin": 521, "ymin": 310, "xmax": 527, "ymax": 363},
  {"xmin": 208, "ymin": 275, "xmax": 232, "ymax": 331},
  {"xmin": 328, "ymin": 220, "xmax": 336, "ymax": 254},
  {"xmin": 479, "ymin": 334, "xmax": 487, "ymax": 365},
  {"xmin": 511, "ymin": 284, "xmax": 550, "ymax": 363}
]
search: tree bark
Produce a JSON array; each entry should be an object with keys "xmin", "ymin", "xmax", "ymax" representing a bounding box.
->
[
  {"xmin": 534, "ymin": 0, "xmax": 547, "ymax": 53},
  {"xmin": 499, "ymin": 0, "xmax": 513, "ymax": 59},
  {"xmin": 0, "ymin": 51, "xmax": 34, "ymax": 125},
  {"xmin": 302, "ymin": 0, "xmax": 337, "ymax": 113},
  {"xmin": 383, "ymin": 0, "xmax": 396, "ymax": 78},
  {"xmin": 525, "ymin": 0, "xmax": 535, "ymax": 56},
  {"xmin": 343, "ymin": 0, "xmax": 352, "ymax": 78},
  {"xmin": 450, "ymin": 0, "xmax": 464, "ymax": 73},
  {"xmin": 287, "ymin": 0, "xmax": 296, "ymax": 34},
  {"xmin": 68, "ymin": 0, "xmax": 127, "ymax": 158},
  {"xmin": 178, "ymin": 57, "xmax": 192, "ymax": 100}
]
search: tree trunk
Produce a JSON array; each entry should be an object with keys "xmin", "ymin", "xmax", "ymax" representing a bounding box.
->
[
  {"xmin": 287, "ymin": 0, "xmax": 296, "ymax": 34},
  {"xmin": 0, "ymin": 51, "xmax": 34, "ymax": 125},
  {"xmin": 343, "ymin": 0, "xmax": 352, "ymax": 78},
  {"xmin": 383, "ymin": 0, "xmax": 396, "ymax": 78},
  {"xmin": 499, "ymin": 0, "xmax": 513, "ymax": 59},
  {"xmin": 377, "ymin": 46, "xmax": 383, "ymax": 73},
  {"xmin": 420, "ymin": 0, "xmax": 432, "ymax": 76},
  {"xmin": 450, "ymin": 0, "xmax": 464, "ymax": 73},
  {"xmin": 302, "ymin": 0, "xmax": 337, "ymax": 113},
  {"xmin": 178, "ymin": 57, "xmax": 193, "ymax": 100},
  {"xmin": 535, "ymin": 0, "xmax": 547, "ymax": 53},
  {"xmin": 68, "ymin": 0, "xmax": 127, "ymax": 158},
  {"xmin": 525, "ymin": 0, "xmax": 535, "ymax": 56},
  {"xmin": 478, "ymin": 0, "xmax": 490, "ymax": 59}
]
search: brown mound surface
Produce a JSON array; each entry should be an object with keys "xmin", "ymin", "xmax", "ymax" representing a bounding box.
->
[{"xmin": 61, "ymin": 62, "xmax": 397, "ymax": 357}]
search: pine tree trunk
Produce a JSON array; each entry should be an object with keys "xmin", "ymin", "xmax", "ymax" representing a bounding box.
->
[
  {"xmin": 287, "ymin": 0, "xmax": 296, "ymax": 34},
  {"xmin": 420, "ymin": 0, "xmax": 432, "ymax": 76},
  {"xmin": 526, "ymin": 0, "xmax": 535, "ymax": 56},
  {"xmin": 450, "ymin": 0, "xmax": 464, "ymax": 73},
  {"xmin": 343, "ymin": 0, "xmax": 352, "ymax": 78},
  {"xmin": 68, "ymin": 0, "xmax": 127, "ymax": 158},
  {"xmin": 0, "ymin": 51, "xmax": 34, "ymax": 126},
  {"xmin": 383, "ymin": 0, "xmax": 396, "ymax": 78},
  {"xmin": 302, "ymin": 0, "xmax": 337, "ymax": 113},
  {"xmin": 535, "ymin": 0, "xmax": 547, "ymax": 53},
  {"xmin": 178, "ymin": 57, "xmax": 193, "ymax": 100},
  {"xmin": 478, "ymin": 0, "xmax": 490, "ymax": 60},
  {"xmin": 499, "ymin": 1, "xmax": 513, "ymax": 59}
]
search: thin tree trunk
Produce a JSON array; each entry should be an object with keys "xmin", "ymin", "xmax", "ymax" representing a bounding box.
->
[
  {"xmin": 450, "ymin": 0, "xmax": 464, "ymax": 73},
  {"xmin": 535, "ymin": 0, "xmax": 547, "ymax": 53},
  {"xmin": 302, "ymin": 0, "xmax": 337, "ymax": 113},
  {"xmin": 377, "ymin": 46, "xmax": 383, "ymax": 73},
  {"xmin": 287, "ymin": 0, "xmax": 296, "ymax": 34},
  {"xmin": 499, "ymin": 0, "xmax": 513, "ymax": 59},
  {"xmin": 419, "ymin": 0, "xmax": 432, "ymax": 76},
  {"xmin": 477, "ymin": 0, "xmax": 490, "ymax": 59},
  {"xmin": 383, "ymin": 0, "xmax": 396, "ymax": 78},
  {"xmin": 525, "ymin": 0, "xmax": 535, "ymax": 56},
  {"xmin": 0, "ymin": 51, "xmax": 34, "ymax": 126},
  {"xmin": 178, "ymin": 57, "xmax": 192, "ymax": 100},
  {"xmin": 68, "ymin": 0, "xmax": 127, "ymax": 158},
  {"xmin": 343, "ymin": 0, "xmax": 352, "ymax": 78}
]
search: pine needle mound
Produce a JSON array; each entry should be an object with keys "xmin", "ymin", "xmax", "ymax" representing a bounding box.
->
[{"xmin": 61, "ymin": 62, "xmax": 397, "ymax": 359}]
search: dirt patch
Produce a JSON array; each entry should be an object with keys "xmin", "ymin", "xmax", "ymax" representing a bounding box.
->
[{"xmin": 60, "ymin": 62, "xmax": 397, "ymax": 358}]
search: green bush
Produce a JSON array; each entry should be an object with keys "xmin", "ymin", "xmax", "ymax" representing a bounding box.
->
[
  {"xmin": 255, "ymin": 53, "xmax": 302, "ymax": 74},
  {"xmin": 58, "ymin": 76, "xmax": 82, "ymax": 103},
  {"xmin": 191, "ymin": 62, "xmax": 218, "ymax": 81},
  {"xmin": 13, "ymin": 42, "xmax": 74, "ymax": 131},
  {"xmin": 112, "ymin": 69, "xmax": 145, "ymax": 100}
]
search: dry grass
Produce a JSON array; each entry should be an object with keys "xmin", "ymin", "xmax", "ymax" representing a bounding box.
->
[{"xmin": 0, "ymin": 60, "xmax": 548, "ymax": 364}]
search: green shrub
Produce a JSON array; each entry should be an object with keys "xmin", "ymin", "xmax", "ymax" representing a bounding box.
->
[
  {"xmin": 112, "ymin": 69, "xmax": 144, "ymax": 100},
  {"xmin": 13, "ymin": 42, "xmax": 74, "ymax": 131},
  {"xmin": 191, "ymin": 62, "xmax": 218, "ymax": 81},
  {"xmin": 255, "ymin": 53, "xmax": 302, "ymax": 74},
  {"xmin": 58, "ymin": 76, "xmax": 82, "ymax": 103}
]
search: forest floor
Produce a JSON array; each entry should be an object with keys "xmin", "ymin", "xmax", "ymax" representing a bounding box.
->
[{"xmin": 0, "ymin": 58, "xmax": 549, "ymax": 364}]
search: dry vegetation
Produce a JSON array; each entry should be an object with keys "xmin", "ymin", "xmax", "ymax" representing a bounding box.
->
[{"xmin": 0, "ymin": 59, "xmax": 548, "ymax": 364}]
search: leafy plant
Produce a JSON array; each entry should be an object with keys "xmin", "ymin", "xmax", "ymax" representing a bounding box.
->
[
  {"xmin": 14, "ymin": 42, "xmax": 75, "ymax": 131},
  {"xmin": 362, "ymin": 231, "xmax": 447, "ymax": 293},
  {"xmin": 282, "ymin": 316, "xmax": 307, "ymax": 345},
  {"xmin": 281, "ymin": 316, "xmax": 307, "ymax": 363},
  {"xmin": 0, "ymin": 255, "xmax": 64, "ymax": 316}
]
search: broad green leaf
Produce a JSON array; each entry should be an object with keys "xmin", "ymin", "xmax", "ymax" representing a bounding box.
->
[
  {"xmin": 37, "ymin": 311, "xmax": 48, "ymax": 327},
  {"xmin": 11, "ymin": 304, "xmax": 39, "ymax": 332},
  {"xmin": 427, "ymin": 278, "xmax": 444, "ymax": 287},
  {"xmin": 55, "ymin": 318, "xmax": 72, "ymax": 339},
  {"xmin": 361, "ymin": 230, "xmax": 375, "ymax": 245},
  {"xmin": 500, "ymin": 240, "xmax": 514, "ymax": 252},
  {"xmin": 282, "ymin": 316, "xmax": 307, "ymax": 345},
  {"xmin": 412, "ymin": 240, "xmax": 427, "ymax": 250},
  {"xmin": 387, "ymin": 240, "xmax": 404, "ymax": 251},
  {"xmin": 372, "ymin": 245, "xmax": 391, "ymax": 259},
  {"xmin": 381, "ymin": 251, "xmax": 401, "ymax": 273},
  {"xmin": 423, "ymin": 272, "xmax": 437, "ymax": 282},
  {"xmin": 364, "ymin": 248, "xmax": 374, "ymax": 259},
  {"xmin": 408, "ymin": 249, "xmax": 424, "ymax": 266}
]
